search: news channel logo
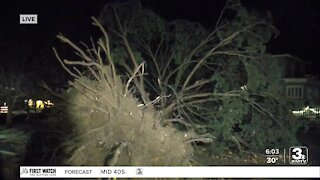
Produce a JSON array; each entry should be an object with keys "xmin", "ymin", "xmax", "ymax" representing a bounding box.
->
[{"xmin": 289, "ymin": 146, "xmax": 308, "ymax": 165}]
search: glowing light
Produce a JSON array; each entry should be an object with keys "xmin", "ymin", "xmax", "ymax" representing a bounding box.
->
[
  {"xmin": 44, "ymin": 100, "xmax": 54, "ymax": 107},
  {"xmin": 36, "ymin": 100, "xmax": 45, "ymax": 109},
  {"xmin": 26, "ymin": 99, "xmax": 54, "ymax": 112},
  {"xmin": 0, "ymin": 103, "xmax": 8, "ymax": 114},
  {"xmin": 292, "ymin": 106, "xmax": 320, "ymax": 117},
  {"xmin": 27, "ymin": 99, "xmax": 33, "ymax": 108}
]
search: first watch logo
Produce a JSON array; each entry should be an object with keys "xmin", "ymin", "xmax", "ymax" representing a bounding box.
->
[
  {"xmin": 289, "ymin": 146, "xmax": 308, "ymax": 165},
  {"xmin": 20, "ymin": 168, "xmax": 29, "ymax": 175}
]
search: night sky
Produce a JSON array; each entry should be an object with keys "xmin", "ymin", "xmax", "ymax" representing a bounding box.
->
[{"xmin": 1, "ymin": 0, "xmax": 320, "ymax": 77}]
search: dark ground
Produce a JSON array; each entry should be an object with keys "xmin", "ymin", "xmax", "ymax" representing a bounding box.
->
[{"xmin": 0, "ymin": 113, "xmax": 319, "ymax": 180}]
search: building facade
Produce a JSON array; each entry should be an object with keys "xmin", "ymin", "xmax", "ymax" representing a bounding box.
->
[
  {"xmin": 277, "ymin": 55, "xmax": 320, "ymax": 119},
  {"xmin": 283, "ymin": 77, "xmax": 320, "ymax": 107}
]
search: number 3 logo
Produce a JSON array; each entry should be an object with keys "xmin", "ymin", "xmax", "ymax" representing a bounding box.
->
[{"xmin": 292, "ymin": 147, "xmax": 303, "ymax": 160}]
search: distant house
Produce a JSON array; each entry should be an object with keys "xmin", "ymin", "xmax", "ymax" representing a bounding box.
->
[
  {"xmin": 276, "ymin": 55, "xmax": 320, "ymax": 107},
  {"xmin": 283, "ymin": 77, "xmax": 320, "ymax": 106}
]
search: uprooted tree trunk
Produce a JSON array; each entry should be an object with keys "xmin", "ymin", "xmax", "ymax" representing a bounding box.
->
[{"xmin": 54, "ymin": 18, "xmax": 199, "ymax": 166}]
